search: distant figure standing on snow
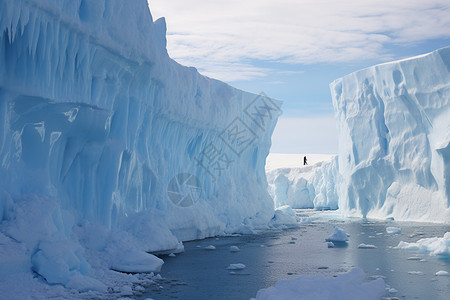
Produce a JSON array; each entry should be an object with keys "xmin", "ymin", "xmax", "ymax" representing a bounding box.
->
[{"xmin": 303, "ymin": 156, "xmax": 307, "ymax": 166}]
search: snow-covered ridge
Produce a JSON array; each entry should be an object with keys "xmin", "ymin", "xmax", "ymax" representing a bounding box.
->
[
  {"xmin": 0, "ymin": 0, "xmax": 281, "ymax": 294},
  {"xmin": 331, "ymin": 47, "xmax": 450, "ymax": 223},
  {"xmin": 266, "ymin": 154, "xmax": 339, "ymax": 210}
]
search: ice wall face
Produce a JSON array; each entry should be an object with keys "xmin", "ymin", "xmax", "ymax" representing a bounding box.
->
[
  {"xmin": 331, "ymin": 47, "xmax": 450, "ymax": 222},
  {"xmin": 267, "ymin": 157, "xmax": 339, "ymax": 210},
  {"xmin": 0, "ymin": 0, "xmax": 280, "ymax": 293}
]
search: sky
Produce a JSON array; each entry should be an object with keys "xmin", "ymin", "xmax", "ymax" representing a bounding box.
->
[{"xmin": 148, "ymin": 0, "xmax": 450, "ymax": 154}]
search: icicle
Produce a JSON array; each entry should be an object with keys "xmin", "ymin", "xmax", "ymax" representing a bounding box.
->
[
  {"xmin": 20, "ymin": 6, "xmax": 30, "ymax": 36},
  {"xmin": 10, "ymin": 4, "xmax": 21, "ymax": 44},
  {"xmin": 31, "ymin": 12, "xmax": 40, "ymax": 58},
  {"xmin": 27, "ymin": 12, "xmax": 35, "ymax": 56}
]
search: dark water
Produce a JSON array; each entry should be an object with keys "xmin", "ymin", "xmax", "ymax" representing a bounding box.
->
[{"xmin": 141, "ymin": 210, "xmax": 450, "ymax": 300}]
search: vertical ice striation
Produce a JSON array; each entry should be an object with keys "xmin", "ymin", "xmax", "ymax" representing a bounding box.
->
[
  {"xmin": 266, "ymin": 157, "xmax": 339, "ymax": 210},
  {"xmin": 331, "ymin": 47, "xmax": 450, "ymax": 222},
  {"xmin": 0, "ymin": 0, "xmax": 280, "ymax": 293}
]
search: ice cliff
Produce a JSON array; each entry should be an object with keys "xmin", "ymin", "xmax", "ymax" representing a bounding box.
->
[
  {"xmin": 267, "ymin": 48, "xmax": 450, "ymax": 224},
  {"xmin": 0, "ymin": 0, "xmax": 281, "ymax": 295},
  {"xmin": 331, "ymin": 47, "xmax": 450, "ymax": 223},
  {"xmin": 267, "ymin": 156, "xmax": 339, "ymax": 210}
]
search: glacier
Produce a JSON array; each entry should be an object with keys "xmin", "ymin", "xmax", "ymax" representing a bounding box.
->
[
  {"xmin": 266, "ymin": 155, "xmax": 339, "ymax": 210},
  {"xmin": 331, "ymin": 47, "xmax": 450, "ymax": 223},
  {"xmin": 266, "ymin": 48, "xmax": 450, "ymax": 223},
  {"xmin": 0, "ymin": 0, "xmax": 282, "ymax": 296}
]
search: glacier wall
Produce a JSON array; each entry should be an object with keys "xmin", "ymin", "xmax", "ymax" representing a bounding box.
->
[
  {"xmin": 0, "ymin": 0, "xmax": 280, "ymax": 293},
  {"xmin": 331, "ymin": 47, "xmax": 450, "ymax": 223},
  {"xmin": 267, "ymin": 157, "xmax": 339, "ymax": 210}
]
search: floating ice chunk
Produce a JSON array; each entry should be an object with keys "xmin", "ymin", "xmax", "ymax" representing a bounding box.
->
[
  {"xmin": 253, "ymin": 268, "xmax": 385, "ymax": 299},
  {"xmin": 119, "ymin": 285, "xmax": 133, "ymax": 296},
  {"xmin": 408, "ymin": 271, "xmax": 424, "ymax": 275},
  {"xmin": 325, "ymin": 227, "xmax": 349, "ymax": 243},
  {"xmin": 230, "ymin": 246, "xmax": 240, "ymax": 252},
  {"xmin": 270, "ymin": 205, "xmax": 299, "ymax": 228},
  {"xmin": 358, "ymin": 243, "xmax": 377, "ymax": 249},
  {"xmin": 388, "ymin": 287, "xmax": 398, "ymax": 294},
  {"xmin": 168, "ymin": 253, "xmax": 176, "ymax": 257},
  {"xmin": 65, "ymin": 274, "xmax": 107, "ymax": 293},
  {"xmin": 435, "ymin": 270, "xmax": 448, "ymax": 276},
  {"xmin": 110, "ymin": 250, "xmax": 164, "ymax": 273},
  {"xmin": 327, "ymin": 242, "xmax": 335, "ymax": 248},
  {"xmin": 386, "ymin": 227, "xmax": 402, "ymax": 234},
  {"xmin": 204, "ymin": 245, "xmax": 216, "ymax": 250},
  {"xmin": 227, "ymin": 263, "xmax": 246, "ymax": 270},
  {"xmin": 396, "ymin": 232, "xmax": 450, "ymax": 256},
  {"xmin": 299, "ymin": 217, "xmax": 312, "ymax": 224}
]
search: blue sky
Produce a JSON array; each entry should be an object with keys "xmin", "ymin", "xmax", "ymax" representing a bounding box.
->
[{"xmin": 148, "ymin": 0, "xmax": 450, "ymax": 154}]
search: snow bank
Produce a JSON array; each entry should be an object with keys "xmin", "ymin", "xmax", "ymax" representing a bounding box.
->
[
  {"xmin": 331, "ymin": 47, "xmax": 450, "ymax": 222},
  {"xmin": 253, "ymin": 268, "xmax": 385, "ymax": 300},
  {"xmin": 0, "ymin": 0, "xmax": 281, "ymax": 296},
  {"xmin": 396, "ymin": 232, "xmax": 450, "ymax": 256},
  {"xmin": 266, "ymin": 154, "xmax": 339, "ymax": 209}
]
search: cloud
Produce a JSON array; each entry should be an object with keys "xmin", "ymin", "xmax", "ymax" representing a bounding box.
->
[
  {"xmin": 148, "ymin": 0, "xmax": 450, "ymax": 81},
  {"xmin": 270, "ymin": 116, "xmax": 338, "ymax": 154}
]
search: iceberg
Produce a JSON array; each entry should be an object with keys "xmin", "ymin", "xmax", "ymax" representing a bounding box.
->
[
  {"xmin": 395, "ymin": 232, "xmax": 450, "ymax": 256},
  {"xmin": 325, "ymin": 226, "xmax": 349, "ymax": 243},
  {"xmin": 0, "ymin": 0, "xmax": 281, "ymax": 295},
  {"xmin": 266, "ymin": 154, "xmax": 339, "ymax": 210},
  {"xmin": 331, "ymin": 47, "xmax": 450, "ymax": 223}
]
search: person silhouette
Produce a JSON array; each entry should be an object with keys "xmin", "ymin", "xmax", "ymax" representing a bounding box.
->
[{"xmin": 303, "ymin": 156, "xmax": 307, "ymax": 166}]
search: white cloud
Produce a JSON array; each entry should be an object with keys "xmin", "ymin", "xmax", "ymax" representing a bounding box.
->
[
  {"xmin": 270, "ymin": 116, "xmax": 338, "ymax": 154},
  {"xmin": 148, "ymin": 0, "xmax": 450, "ymax": 81}
]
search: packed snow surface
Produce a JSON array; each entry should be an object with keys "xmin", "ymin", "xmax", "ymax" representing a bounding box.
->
[
  {"xmin": 331, "ymin": 47, "xmax": 450, "ymax": 222},
  {"xmin": 0, "ymin": 0, "xmax": 282, "ymax": 296},
  {"xmin": 253, "ymin": 268, "xmax": 385, "ymax": 300},
  {"xmin": 265, "ymin": 153, "xmax": 334, "ymax": 172},
  {"xmin": 396, "ymin": 232, "xmax": 450, "ymax": 256}
]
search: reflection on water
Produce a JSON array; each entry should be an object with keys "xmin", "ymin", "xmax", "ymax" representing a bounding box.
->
[{"xmin": 141, "ymin": 210, "xmax": 450, "ymax": 300}]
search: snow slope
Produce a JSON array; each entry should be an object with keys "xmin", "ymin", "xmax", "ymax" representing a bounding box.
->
[
  {"xmin": 0, "ymin": 0, "xmax": 281, "ymax": 296},
  {"xmin": 331, "ymin": 47, "xmax": 450, "ymax": 223},
  {"xmin": 266, "ymin": 154, "xmax": 339, "ymax": 209}
]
